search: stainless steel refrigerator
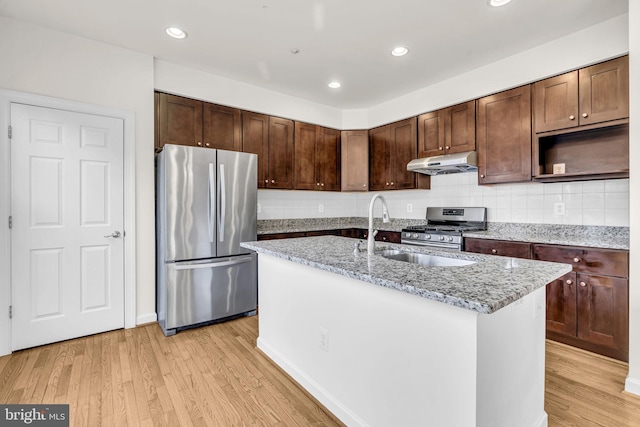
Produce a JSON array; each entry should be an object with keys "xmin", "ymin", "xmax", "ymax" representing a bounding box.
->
[{"xmin": 156, "ymin": 144, "xmax": 258, "ymax": 336}]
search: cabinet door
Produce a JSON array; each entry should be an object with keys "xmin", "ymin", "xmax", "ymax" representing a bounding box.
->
[
  {"xmin": 417, "ymin": 110, "xmax": 444, "ymax": 158},
  {"xmin": 579, "ymin": 56, "xmax": 629, "ymax": 126},
  {"xmin": 203, "ymin": 103, "xmax": 242, "ymax": 151},
  {"xmin": 157, "ymin": 93, "xmax": 203, "ymax": 148},
  {"xmin": 390, "ymin": 118, "xmax": 417, "ymax": 190},
  {"xmin": 446, "ymin": 100, "xmax": 476, "ymax": 154},
  {"xmin": 267, "ymin": 117, "xmax": 294, "ymax": 189},
  {"xmin": 242, "ymin": 112, "xmax": 269, "ymax": 188},
  {"xmin": 546, "ymin": 272, "xmax": 577, "ymax": 336},
  {"xmin": 293, "ymin": 122, "xmax": 318, "ymax": 190},
  {"xmin": 576, "ymin": 274, "xmax": 628, "ymax": 352},
  {"xmin": 369, "ymin": 125, "xmax": 392, "ymax": 191},
  {"xmin": 375, "ymin": 231, "xmax": 401, "ymax": 243},
  {"xmin": 319, "ymin": 127, "xmax": 341, "ymax": 191},
  {"xmin": 464, "ymin": 238, "xmax": 531, "ymax": 259},
  {"xmin": 476, "ymin": 85, "xmax": 532, "ymax": 184},
  {"xmin": 341, "ymin": 130, "xmax": 369, "ymax": 191},
  {"xmin": 533, "ymin": 71, "xmax": 579, "ymax": 133}
]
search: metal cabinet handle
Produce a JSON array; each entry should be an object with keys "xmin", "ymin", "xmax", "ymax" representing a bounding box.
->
[
  {"xmin": 445, "ymin": 146, "xmax": 450, "ymax": 150},
  {"xmin": 205, "ymin": 142, "xmax": 210, "ymax": 147},
  {"xmin": 480, "ymin": 174, "xmax": 485, "ymax": 178},
  {"xmin": 582, "ymin": 113, "xmax": 588, "ymax": 118},
  {"xmin": 569, "ymin": 115, "xmax": 575, "ymax": 120},
  {"xmin": 390, "ymin": 182, "xmax": 394, "ymax": 185},
  {"xmin": 271, "ymin": 180, "xmax": 275, "ymax": 183},
  {"xmin": 566, "ymin": 279, "xmax": 573, "ymax": 285},
  {"xmin": 197, "ymin": 142, "xmax": 203, "ymax": 146},
  {"xmin": 317, "ymin": 183, "xmax": 320, "ymax": 186},
  {"xmin": 104, "ymin": 231, "xmax": 121, "ymax": 238},
  {"xmin": 439, "ymin": 147, "xmax": 444, "ymax": 150},
  {"xmin": 265, "ymin": 180, "xmax": 268, "ymax": 183},
  {"xmin": 491, "ymin": 249, "xmax": 497, "ymax": 254},
  {"xmin": 573, "ymin": 257, "xmax": 580, "ymax": 263},
  {"xmin": 321, "ymin": 183, "xmax": 324, "ymax": 187},
  {"xmin": 579, "ymin": 281, "xmax": 587, "ymax": 287}
]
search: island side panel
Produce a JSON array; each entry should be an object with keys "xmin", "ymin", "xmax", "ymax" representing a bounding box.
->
[
  {"xmin": 256, "ymin": 253, "xmax": 480, "ymax": 427},
  {"xmin": 476, "ymin": 287, "xmax": 547, "ymax": 427}
]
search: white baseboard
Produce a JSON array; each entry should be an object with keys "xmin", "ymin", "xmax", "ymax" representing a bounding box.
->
[
  {"xmin": 625, "ymin": 376, "xmax": 640, "ymax": 396},
  {"xmin": 136, "ymin": 312, "xmax": 157, "ymax": 326},
  {"xmin": 257, "ymin": 337, "xmax": 368, "ymax": 427},
  {"xmin": 534, "ymin": 411, "xmax": 549, "ymax": 427}
]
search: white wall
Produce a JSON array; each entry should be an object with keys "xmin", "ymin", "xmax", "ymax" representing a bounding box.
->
[
  {"xmin": 154, "ymin": 60, "xmax": 345, "ymax": 129},
  {"xmin": 0, "ymin": 16, "xmax": 157, "ymax": 325},
  {"xmin": 625, "ymin": 1, "xmax": 640, "ymax": 395}
]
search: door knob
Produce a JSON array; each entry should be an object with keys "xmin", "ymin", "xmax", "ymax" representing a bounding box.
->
[{"xmin": 104, "ymin": 231, "xmax": 121, "ymax": 238}]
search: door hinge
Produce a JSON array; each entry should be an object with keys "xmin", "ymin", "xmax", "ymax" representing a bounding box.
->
[
  {"xmin": 8, "ymin": 125, "xmax": 12, "ymax": 139},
  {"xmin": 8, "ymin": 216, "xmax": 12, "ymax": 229},
  {"xmin": 9, "ymin": 306, "xmax": 12, "ymax": 319}
]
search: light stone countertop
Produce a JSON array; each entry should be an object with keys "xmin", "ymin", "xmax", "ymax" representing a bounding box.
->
[
  {"xmin": 241, "ymin": 236, "xmax": 572, "ymax": 314},
  {"xmin": 257, "ymin": 218, "xmax": 630, "ymax": 250},
  {"xmin": 463, "ymin": 223, "xmax": 629, "ymax": 250}
]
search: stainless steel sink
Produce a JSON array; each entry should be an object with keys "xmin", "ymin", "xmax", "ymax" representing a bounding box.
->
[{"xmin": 377, "ymin": 249, "xmax": 476, "ymax": 267}]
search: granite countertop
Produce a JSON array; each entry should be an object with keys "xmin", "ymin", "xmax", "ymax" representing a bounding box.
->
[
  {"xmin": 241, "ymin": 236, "xmax": 571, "ymax": 315},
  {"xmin": 258, "ymin": 218, "xmax": 630, "ymax": 250},
  {"xmin": 463, "ymin": 223, "xmax": 629, "ymax": 250}
]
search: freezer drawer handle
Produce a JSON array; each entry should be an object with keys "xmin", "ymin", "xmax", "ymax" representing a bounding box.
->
[
  {"xmin": 219, "ymin": 163, "xmax": 226, "ymax": 242},
  {"xmin": 169, "ymin": 256, "xmax": 254, "ymax": 270}
]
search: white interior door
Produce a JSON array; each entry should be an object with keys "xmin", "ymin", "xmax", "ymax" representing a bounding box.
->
[{"xmin": 10, "ymin": 103, "xmax": 125, "ymax": 351}]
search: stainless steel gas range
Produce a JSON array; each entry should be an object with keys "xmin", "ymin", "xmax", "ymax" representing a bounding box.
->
[{"xmin": 401, "ymin": 207, "xmax": 487, "ymax": 251}]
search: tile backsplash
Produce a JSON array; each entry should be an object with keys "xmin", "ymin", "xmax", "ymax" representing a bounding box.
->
[{"xmin": 257, "ymin": 173, "xmax": 629, "ymax": 227}]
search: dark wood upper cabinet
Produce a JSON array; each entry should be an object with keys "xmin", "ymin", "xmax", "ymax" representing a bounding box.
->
[
  {"xmin": 341, "ymin": 130, "xmax": 369, "ymax": 192},
  {"xmin": 156, "ymin": 92, "xmax": 241, "ymax": 151},
  {"xmin": 203, "ymin": 103, "xmax": 242, "ymax": 151},
  {"xmin": 293, "ymin": 122, "xmax": 340, "ymax": 191},
  {"xmin": 533, "ymin": 71, "xmax": 579, "ymax": 133},
  {"xmin": 369, "ymin": 118, "xmax": 417, "ymax": 191},
  {"xmin": 242, "ymin": 112, "xmax": 269, "ymax": 188},
  {"xmin": 579, "ymin": 57, "xmax": 629, "ymax": 126},
  {"xmin": 268, "ymin": 116, "xmax": 295, "ymax": 189},
  {"xmin": 476, "ymin": 85, "xmax": 532, "ymax": 185},
  {"xmin": 318, "ymin": 127, "xmax": 341, "ymax": 191},
  {"xmin": 157, "ymin": 93, "xmax": 203, "ymax": 148},
  {"xmin": 418, "ymin": 100, "xmax": 475, "ymax": 158},
  {"xmin": 533, "ymin": 56, "xmax": 628, "ymax": 134},
  {"xmin": 242, "ymin": 112, "xmax": 294, "ymax": 189}
]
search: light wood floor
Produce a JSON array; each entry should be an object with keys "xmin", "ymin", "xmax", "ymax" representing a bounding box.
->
[{"xmin": 1, "ymin": 316, "xmax": 639, "ymax": 426}]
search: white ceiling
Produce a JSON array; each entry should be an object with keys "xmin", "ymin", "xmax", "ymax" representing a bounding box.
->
[{"xmin": 0, "ymin": 0, "xmax": 628, "ymax": 109}]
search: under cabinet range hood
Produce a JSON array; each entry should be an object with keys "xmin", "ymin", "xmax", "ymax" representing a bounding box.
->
[{"xmin": 407, "ymin": 151, "xmax": 478, "ymax": 176}]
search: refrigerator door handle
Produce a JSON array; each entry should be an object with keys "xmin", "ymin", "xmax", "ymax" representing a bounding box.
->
[
  {"xmin": 219, "ymin": 163, "xmax": 226, "ymax": 242},
  {"xmin": 169, "ymin": 255, "xmax": 254, "ymax": 270},
  {"xmin": 208, "ymin": 163, "xmax": 215, "ymax": 243}
]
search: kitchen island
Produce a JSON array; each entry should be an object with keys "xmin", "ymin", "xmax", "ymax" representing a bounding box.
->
[{"xmin": 241, "ymin": 236, "xmax": 571, "ymax": 427}]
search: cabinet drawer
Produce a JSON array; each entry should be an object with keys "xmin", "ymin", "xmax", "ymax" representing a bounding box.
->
[
  {"xmin": 464, "ymin": 238, "xmax": 531, "ymax": 259},
  {"xmin": 533, "ymin": 244, "xmax": 628, "ymax": 278}
]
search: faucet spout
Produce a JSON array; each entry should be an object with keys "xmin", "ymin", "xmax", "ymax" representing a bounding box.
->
[{"xmin": 367, "ymin": 193, "xmax": 391, "ymax": 254}]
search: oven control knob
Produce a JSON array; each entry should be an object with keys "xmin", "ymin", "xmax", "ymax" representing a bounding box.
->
[
  {"xmin": 412, "ymin": 233, "xmax": 419, "ymax": 239},
  {"xmin": 447, "ymin": 236, "xmax": 454, "ymax": 241},
  {"xmin": 439, "ymin": 236, "xmax": 445, "ymax": 241},
  {"xmin": 425, "ymin": 234, "xmax": 431, "ymax": 240}
]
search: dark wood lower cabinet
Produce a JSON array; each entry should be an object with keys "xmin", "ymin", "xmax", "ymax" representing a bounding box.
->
[
  {"xmin": 535, "ymin": 244, "xmax": 629, "ymax": 361},
  {"xmin": 466, "ymin": 238, "xmax": 629, "ymax": 361}
]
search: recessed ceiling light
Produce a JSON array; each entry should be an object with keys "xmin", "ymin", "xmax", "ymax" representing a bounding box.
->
[
  {"xmin": 165, "ymin": 27, "xmax": 187, "ymax": 39},
  {"xmin": 391, "ymin": 47, "xmax": 409, "ymax": 57},
  {"xmin": 488, "ymin": 0, "xmax": 512, "ymax": 6},
  {"xmin": 328, "ymin": 82, "xmax": 341, "ymax": 89}
]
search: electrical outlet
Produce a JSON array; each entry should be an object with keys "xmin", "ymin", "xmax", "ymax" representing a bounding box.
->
[
  {"xmin": 407, "ymin": 203, "xmax": 413, "ymax": 213},
  {"xmin": 553, "ymin": 202, "xmax": 565, "ymax": 216},
  {"xmin": 318, "ymin": 204, "xmax": 324, "ymax": 213},
  {"xmin": 257, "ymin": 203, "xmax": 261, "ymax": 213},
  {"xmin": 319, "ymin": 327, "xmax": 329, "ymax": 352}
]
